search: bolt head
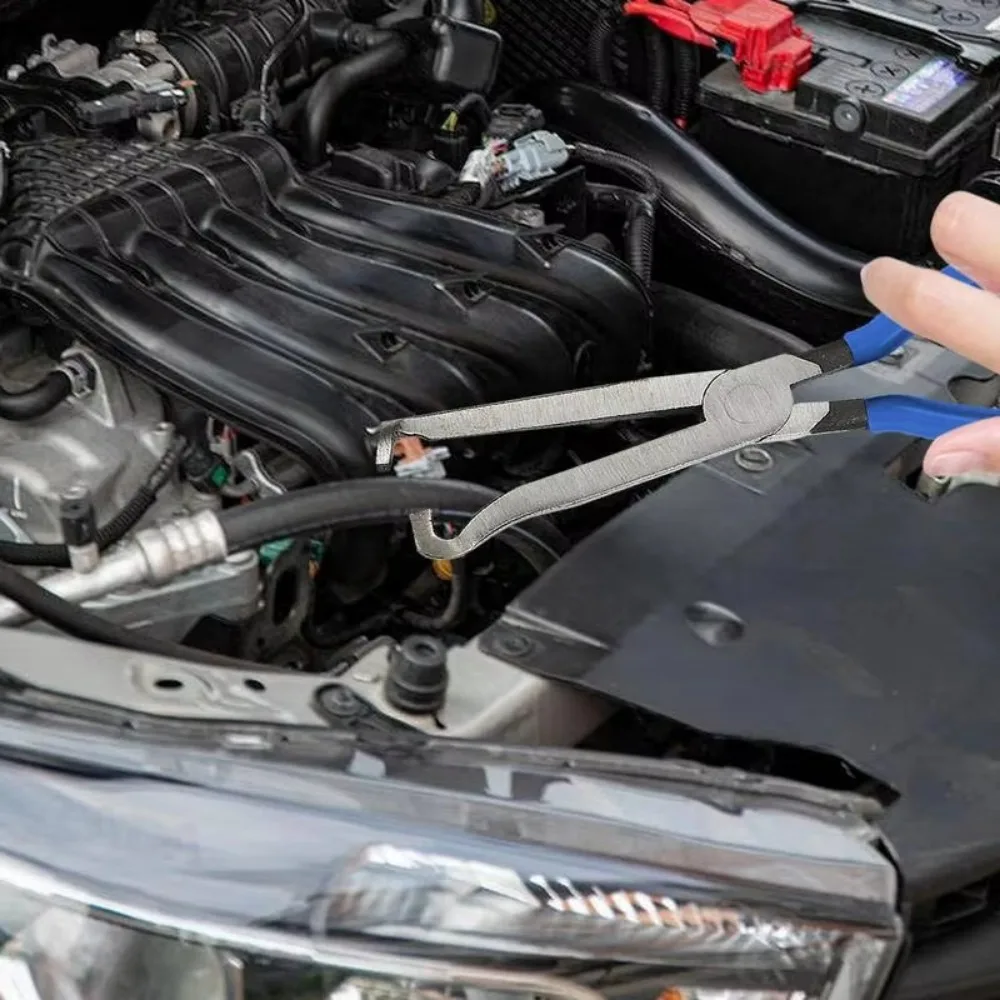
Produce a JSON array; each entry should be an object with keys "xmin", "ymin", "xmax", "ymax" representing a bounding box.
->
[
  {"xmin": 831, "ymin": 98, "xmax": 866, "ymax": 133},
  {"xmin": 494, "ymin": 632, "xmax": 534, "ymax": 658},
  {"xmin": 734, "ymin": 445, "xmax": 774, "ymax": 473},
  {"xmin": 316, "ymin": 685, "xmax": 363, "ymax": 718}
]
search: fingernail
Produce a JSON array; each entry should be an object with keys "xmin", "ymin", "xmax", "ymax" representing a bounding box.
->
[
  {"xmin": 932, "ymin": 192, "xmax": 967, "ymax": 240},
  {"xmin": 923, "ymin": 450, "xmax": 987, "ymax": 476},
  {"xmin": 859, "ymin": 258, "xmax": 889, "ymax": 289}
]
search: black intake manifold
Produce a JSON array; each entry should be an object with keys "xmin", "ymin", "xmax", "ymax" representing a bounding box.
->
[{"xmin": 3, "ymin": 133, "xmax": 650, "ymax": 477}]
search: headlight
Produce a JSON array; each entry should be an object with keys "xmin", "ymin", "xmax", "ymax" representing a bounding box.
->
[{"xmin": 0, "ymin": 764, "xmax": 901, "ymax": 1000}]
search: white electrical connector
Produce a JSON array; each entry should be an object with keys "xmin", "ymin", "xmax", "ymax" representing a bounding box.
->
[
  {"xmin": 457, "ymin": 131, "xmax": 571, "ymax": 197},
  {"xmin": 393, "ymin": 444, "xmax": 451, "ymax": 480}
]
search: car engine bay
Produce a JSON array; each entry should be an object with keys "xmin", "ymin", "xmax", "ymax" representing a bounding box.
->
[{"xmin": 4, "ymin": 0, "xmax": 1000, "ymax": 960}]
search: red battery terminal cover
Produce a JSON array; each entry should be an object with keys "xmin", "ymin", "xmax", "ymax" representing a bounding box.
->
[{"xmin": 625, "ymin": 0, "xmax": 813, "ymax": 92}]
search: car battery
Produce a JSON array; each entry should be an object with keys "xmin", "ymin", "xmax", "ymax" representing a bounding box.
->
[{"xmin": 695, "ymin": 6, "xmax": 1000, "ymax": 258}]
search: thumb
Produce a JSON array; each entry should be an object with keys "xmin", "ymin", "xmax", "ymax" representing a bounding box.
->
[{"xmin": 924, "ymin": 415, "xmax": 1000, "ymax": 476}]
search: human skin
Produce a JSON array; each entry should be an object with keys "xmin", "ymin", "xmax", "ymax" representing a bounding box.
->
[{"xmin": 861, "ymin": 191, "xmax": 1000, "ymax": 476}]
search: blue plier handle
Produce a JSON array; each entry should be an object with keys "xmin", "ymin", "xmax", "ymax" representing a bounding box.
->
[
  {"xmin": 808, "ymin": 264, "xmax": 997, "ymax": 439},
  {"xmin": 371, "ymin": 264, "xmax": 998, "ymax": 561}
]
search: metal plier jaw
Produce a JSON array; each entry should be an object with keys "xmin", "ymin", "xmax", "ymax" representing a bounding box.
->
[
  {"xmin": 372, "ymin": 265, "xmax": 998, "ymax": 563},
  {"xmin": 371, "ymin": 354, "xmax": 824, "ymax": 561},
  {"xmin": 371, "ymin": 267, "xmax": 1000, "ymax": 559}
]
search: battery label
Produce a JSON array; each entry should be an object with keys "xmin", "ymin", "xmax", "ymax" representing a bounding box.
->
[{"xmin": 882, "ymin": 57, "xmax": 968, "ymax": 113}]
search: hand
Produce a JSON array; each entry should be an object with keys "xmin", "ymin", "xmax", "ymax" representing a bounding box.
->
[{"xmin": 861, "ymin": 191, "xmax": 1000, "ymax": 477}]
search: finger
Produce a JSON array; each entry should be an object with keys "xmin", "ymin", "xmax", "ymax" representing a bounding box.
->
[
  {"xmin": 860, "ymin": 257, "xmax": 1000, "ymax": 373},
  {"xmin": 924, "ymin": 415, "xmax": 1000, "ymax": 476},
  {"xmin": 931, "ymin": 192, "xmax": 1000, "ymax": 292}
]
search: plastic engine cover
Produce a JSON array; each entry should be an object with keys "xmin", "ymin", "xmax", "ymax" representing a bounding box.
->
[
  {"xmin": 478, "ymin": 337, "xmax": 1000, "ymax": 904},
  {"xmin": 2, "ymin": 135, "xmax": 650, "ymax": 477}
]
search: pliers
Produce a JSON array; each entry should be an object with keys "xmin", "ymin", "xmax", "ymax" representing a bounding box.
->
[{"xmin": 371, "ymin": 265, "xmax": 997, "ymax": 561}]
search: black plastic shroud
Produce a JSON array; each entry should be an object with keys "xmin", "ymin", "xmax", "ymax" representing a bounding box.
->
[{"xmin": 6, "ymin": 133, "xmax": 650, "ymax": 477}]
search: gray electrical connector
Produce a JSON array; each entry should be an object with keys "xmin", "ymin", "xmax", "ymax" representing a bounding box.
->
[{"xmin": 496, "ymin": 131, "xmax": 570, "ymax": 192}]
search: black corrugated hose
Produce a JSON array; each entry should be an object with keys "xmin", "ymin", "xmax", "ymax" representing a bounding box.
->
[
  {"xmin": 588, "ymin": 10, "xmax": 671, "ymax": 114},
  {"xmin": 588, "ymin": 9, "xmax": 620, "ymax": 89},
  {"xmin": 645, "ymin": 29, "xmax": 670, "ymax": 112},
  {"xmin": 0, "ymin": 435, "xmax": 186, "ymax": 567},
  {"xmin": 625, "ymin": 194, "xmax": 656, "ymax": 286},
  {"xmin": 572, "ymin": 142, "xmax": 660, "ymax": 284},
  {"xmin": 671, "ymin": 38, "xmax": 699, "ymax": 128}
]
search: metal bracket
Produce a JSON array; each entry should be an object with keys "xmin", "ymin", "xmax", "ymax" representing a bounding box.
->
[{"xmin": 0, "ymin": 627, "xmax": 610, "ymax": 746}]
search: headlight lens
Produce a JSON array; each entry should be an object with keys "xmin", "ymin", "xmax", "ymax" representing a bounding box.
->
[
  {"xmin": 0, "ymin": 716, "xmax": 902, "ymax": 1000},
  {"xmin": 0, "ymin": 814, "xmax": 900, "ymax": 1000}
]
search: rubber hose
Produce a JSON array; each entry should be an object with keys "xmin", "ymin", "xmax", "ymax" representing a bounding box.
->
[
  {"xmin": 0, "ymin": 477, "xmax": 561, "ymax": 671},
  {"xmin": 449, "ymin": 91, "xmax": 491, "ymax": 129},
  {"xmin": 402, "ymin": 558, "xmax": 468, "ymax": 631},
  {"xmin": 525, "ymin": 81, "xmax": 871, "ymax": 337},
  {"xmin": 671, "ymin": 39, "xmax": 698, "ymax": 128},
  {"xmin": 588, "ymin": 10, "xmax": 619, "ymax": 89},
  {"xmin": 652, "ymin": 283, "xmax": 810, "ymax": 371},
  {"xmin": 0, "ymin": 559, "xmax": 279, "ymax": 670},
  {"xmin": 301, "ymin": 33, "xmax": 409, "ymax": 167},
  {"xmin": 0, "ymin": 436, "xmax": 185, "ymax": 568},
  {"xmin": 0, "ymin": 369, "xmax": 71, "ymax": 422},
  {"xmin": 220, "ymin": 478, "xmax": 569, "ymax": 572}
]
